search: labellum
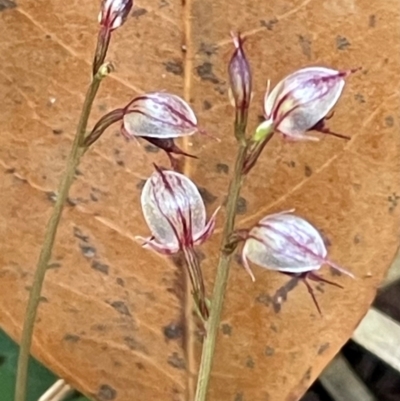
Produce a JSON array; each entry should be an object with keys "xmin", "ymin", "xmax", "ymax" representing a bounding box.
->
[
  {"xmin": 241, "ymin": 210, "xmax": 354, "ymax": 314},
  {"xmin": 137, "ymin": 166, "xmax": 219, "ymax": 320}
]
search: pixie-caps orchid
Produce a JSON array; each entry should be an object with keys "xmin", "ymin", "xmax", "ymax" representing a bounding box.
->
[
  {"xmin": 85, "ymin": 92, "xmax": 202, "ymax": 167},
  {"xmin": 99, "ymin": 0, "xmax": 134, "ymax": 31},
  {"xmin": 123, "ymin": 92, "xmax": 199, "ymax": 139},
  {"xmin": 138, "ymin": 166, "xmax": 218, "ymax": 254},
  {"xmin": 262, "ymin": 67, "xmax": 357, "ymax": 141},
  {"xmin": 241, "ymin": 210, "xmax": 354, "ymax": 313},
  {"xmin": 137, "ymin": 166, "xmax": 219, "ymax": 320}
]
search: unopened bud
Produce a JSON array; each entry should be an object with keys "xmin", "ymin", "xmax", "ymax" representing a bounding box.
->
[
  {"xmin": 99, "ymin": 0, "xmax": 133, "ymax": 31},
  {"xmin": 228, "ymin": 32, "xmax": 252, "ymax": 121}
]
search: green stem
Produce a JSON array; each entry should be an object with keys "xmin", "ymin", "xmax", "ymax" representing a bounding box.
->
[
  {"xmin": 14, "ymin": 73, "xmax": 103, "ymax": 401},
  {"xmin": 194, "ymin": 123, "xmax": 248, "ymax": 401}
]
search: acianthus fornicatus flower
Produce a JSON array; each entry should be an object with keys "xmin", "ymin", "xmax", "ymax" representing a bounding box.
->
[
  {"xmin": 241, "ymin": 210, "xmax": 354, "ymax": 314},
  {"xmin": 84, "ymin": 92, "xmax": 201, "ymax": 167},
  {"xmin": 261, "ymin": 66, "xmax": 358, "ymax": 142},
  {"xmin": 99, "ymin": 0, "xmax": 133, "ymax": 31},
  {"xmin": 137, "ymin": 166, "xmax": 219, "ymax": 320},
  {"xmin": 228, "ymin": 32, "xmax": 252, "ymax": 128},
  {"xmin": 122, "ymin": 92, "xmax": 201, "ymax": 166}
]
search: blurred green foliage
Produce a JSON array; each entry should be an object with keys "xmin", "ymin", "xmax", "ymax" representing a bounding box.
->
[{"xmin": 0, "ymin": 329, "xmax": 90, "ymax": 401}]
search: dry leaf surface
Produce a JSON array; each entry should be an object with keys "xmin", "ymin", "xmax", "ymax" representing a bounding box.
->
[{"xmin": 0, "ymin": 0, "xmax": 399, "ymax": 400}]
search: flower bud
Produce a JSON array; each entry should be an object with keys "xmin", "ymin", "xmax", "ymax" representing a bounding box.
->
[
  {"xmin": 99, "ymin": 0, "xmax": 133, "ymax": 31},
  {"xmin": 241, "ymin": 210, "xmax": 353, "ymax": 313},
  {"xmin": 123, "ymin": 92, "xmax": 198, "ymax": 139},
  {"xmin": 264, "ymin": 67, "xmax": 357, "ymax": 141},
  {"xmin": 228, "ymin": 32, "xmax": 252, "ymax": 122}
]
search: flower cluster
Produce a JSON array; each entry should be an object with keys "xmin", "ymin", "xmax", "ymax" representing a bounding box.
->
[{"xmin": 86, "ymin": 22, "xmax": 357, "ymax": 318}]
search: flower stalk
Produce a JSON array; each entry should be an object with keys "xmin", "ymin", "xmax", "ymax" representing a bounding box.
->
[
  {"xmin": 14, "ymin": 57, "xmax": 111, "ymax": 401},
  {"xmin": 194, "ymin": 125, "xmax": 248, "ymax": 401}
]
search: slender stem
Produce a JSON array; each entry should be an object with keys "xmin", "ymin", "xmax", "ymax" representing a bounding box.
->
[
  {"xmin": 14, "ymin": 74, "xmax": 103, "ymax": 401},
  {"xmin": 194, "ymin": 123, "xmax": 248, "ymax": 401}
]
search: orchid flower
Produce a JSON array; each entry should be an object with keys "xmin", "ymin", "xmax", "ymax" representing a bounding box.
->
[
  {"xmin": 241, "ymin": 210, "xmax": 354, "ymax": 314},
  {"xmin": 137, "ymin": 166, "xmax": 219, "ymax": 320}
]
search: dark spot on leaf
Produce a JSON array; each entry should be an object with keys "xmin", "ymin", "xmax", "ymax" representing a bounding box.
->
[
  {"xmin": 0, "ymin": 0, "xmax": 16, "ymax": 11},
  {"xmin": 47, "ymin": 262, "xmax": 61, "ymax": 269},
  {"xmin": 73, "ymin": 227, "xmax": 89, "ymax": 242},
  {"xmin": 369, "ymin": 14, "xmax": 376, "ymax": 28},
  {"xmin": 353, "ymin": 234, "xmax": 361, "ymax": 244},
  {"xmin": 198, "ymin": 187, "xmax": 217, "ymax": 204},
  {"xmin": 91, "ymin": 260, "xmax": 109, "ymax": 275},
  {"xmin": 124, "ymin": 336, "xmax": 148, "ymax": 354},
  {"xmin": 164, "ymin": 60, "xmax": 183, "ymax": 76},
  {"xmin": 196, "ymin": 62, "xmax": 219, "ymax": 84},
  {"xmin": 317, "ymin": 342, "xmax": 330, "ymax": 355},
  {"xmin": 236, "ymin": 197, "xmax": 247, "ymax": 214},
  {"xmin": 167, "ymin": 352, "xmax": 186, "ymax": 369},
  {"xmin": 97, "ymin": 384, "xmax": 117, "ymax": 401},
  {"xmin": 234, "ymin": 393, "xmax": 244, "ymax": 401},
  {"xmin": 116, "ymin": 160, "xmax": 124, "ymax": 167},
  {"xmin": 116, "ymin": 277, "xmax": 125, "ymax": 286},
  {"xmin": 159, "ymin": 0, "xmax": 169, "ymax": 8},
  {"xmin": 385, "ymin": 116, "xmax": 394, "ymax": 127},
  {"xmin": 39, "ymin": 296, "xmax": 48, "ymax": 303},
  {"xmin": 199, "ymin": 42, "xmax": 217, "ymax": 56},
  {"xmin": 298, "ymin": 35, "xmax": 312, "ymax": 59},
  {"xmin": 354, "ymin": 93, "xmax": 366, "ymax": 103},
  {"xmin": 246, "ymin": 356, "xmax": 255, "ymax": 368},
  {"xmin": 336, "ymin": 35, "xmax": 350, "ymax": 50},
  {"xmin": 136, "ymin": 362, "xmax": 145, "ymax": 370},
  {"xmin": 270, "ymin": 323, "xmax": 278, "ymax": 333},
  {"xmin": 304, "ymin": 165, "xmax": 312, "ymax": 177},
  {"xmin": 131, "ymin": 7, "xmax": 147, "ymax": 18},
  {"xmin": 255, "ymin": 293, "xmax": 272, "ymax": 307},
  {"xmin": 144, "ymin": 144, "xmax": 160, "ymax": 153},
  {"xmin": 315, "ymin": 284, "xmax": 324, "ymax": 293},
  {"xmin": 163, "ymin": 322, "xmax": 183, "ymax": 340},
  {"xmin": 221, "ymin": 323, "xmax": 232, "ymax": 336},
  {"xmin": 284, "ymin": 160, "xmax": 296, "ymax": 168},
  {"xmin": 303, "ymin": 367, "xmax": 312, "ymax": 381},
  {"xmin": 90, "ymin": 192, "xmax": 99, "ymax": 201},
  {"xmin": 52, "ymin": 129, "xmax": 63, "ymax": 135},
  {"xmin": 136, "ymin": 179, "xmax": 146, "ymax": 190},
  {"xmin": 0, "ymin": 355, "xmax": 6, "ymax": 366},
  {"xmin": 216, "ymin": 163, "xmax": 229, "ymax": 174},
  {"xmin": 80, "ymin": 244, "xmax": 96, "ymax": 258},
  {"xmin": 257, "ymin": 277, "xmax": 300, "ymax": 313},
  {"xmin": 260, "ymin": 18, "xmax": 278, "ymax": 30},
  {"xmin": 110, "ymin": 301, "xmax": 131, "ymax": 316},
  {"xmin": 5, "ymin": 167, "xmax": 15, "ymax": 174},
  {"xmin": 388, "ymin": 193, "xmax": 400, "ymax": 213},
  {"xmin": 64, "ymin": 334, "xmax": 80, "ymax": 343},
  {"xmin": 203, "ymin": 100, "xmax": 212, "ymax": 110},
  {"xmin": 265, "ymin": 346, "xmax": 275, "ymax": 356},
  {"xmin": 91, "ymin": 323, "xmax": 107, "ymax": 332}
]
